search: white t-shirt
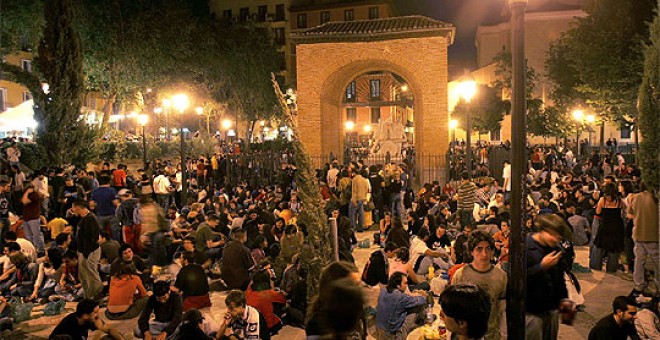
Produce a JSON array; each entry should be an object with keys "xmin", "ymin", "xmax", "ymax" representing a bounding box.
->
[
  {"xmin": 153, "ymin": 175, "xmax": 171, "ymax": 195},
  {"xmin": 228, "ymin": 305, "xmax": 262, "ymax": 340},
  {"xmin": 16, "ymin": 238, "xmax": 37, "ymax": 262},
  {"xmin": 409, "ymin": 236, "xmax": 429, "ymax": 269},
  {"xmin": 502, "ymin": 164, "xmax": 511, "ymax": 192}
]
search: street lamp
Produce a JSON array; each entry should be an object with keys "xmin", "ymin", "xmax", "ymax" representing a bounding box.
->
[
  {"xmin": 137, "ymin": 114, "xmax": 149, "ymax": 169},
  {"xmin": 172, "ymin": 93, "xmax": 189, "ymax": 208},
  {"xmin": 449, "ymin": 119, "xmax": 458, "ymax": 145},
  {"xmin": 573, "ymin": 109, "xmax": 585, "ymax": 157},
  {"xmin": 344, "ymin": 121, "xmax": 355, "ymax": 163},
  {"xmin": 163, "ymin": 99, "xmax": 172, "ymax": 141},
  {"xmin": 457, "ymin": 79, "xmax": 476, "ymax": 178}
]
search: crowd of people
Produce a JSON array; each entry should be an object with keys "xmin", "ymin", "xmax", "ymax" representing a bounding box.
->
[{"xmin": 0, "ymin": 135, "xmax": 655, "ymax": 339}]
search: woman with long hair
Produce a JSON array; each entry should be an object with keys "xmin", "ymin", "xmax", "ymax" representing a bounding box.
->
[
  {"xmin": 105, "ymin": 262, "xmax": 148, "ymax": 320},
  {"xmin": 593, "ymin": 183, "xmax": 626, "ymax": 273}
]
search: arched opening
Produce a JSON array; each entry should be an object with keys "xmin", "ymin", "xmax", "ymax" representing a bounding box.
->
[{"xmin": 340, "ymin": 71, "xmax": 414, "ymax": 161}]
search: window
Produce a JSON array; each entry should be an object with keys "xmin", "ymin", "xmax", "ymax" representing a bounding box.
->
[
  {"xmin": 344, "ymin": 9, "xmax": 354, "ymax": 21},
  {"xmin": 346, "ymin": 108, "xmax": 357, "ymax": 122},
  {"xmin": 0, "ymin": 88, "xmax": 6, "ymax": 111},
  {"xmin": 490, "ymin": 129, "xmax": 501, "ymax": 141},
  {"xmin": 320, "ymin": 11, "xmax": 331, "ymax": 24},
  {"xmin": 297, "ymin": 13, "xmax": 307, "ymax": 28},
  {"xmin": 369, "ymin": 7, "xmax": 379, "ymax": 19},
  {"xmin": 621, "ymin": 125, "xmax": 632, "ymax": 139},
  {"xmin": 258, "ymin": 6, "xmax": 268, "ymax": 22},
  {"xmin": 275, "ymin": 4, "xmax": 285, "ymax": 21},
  {"xmin": 370, "ymin": 107, "xmax": 381, "ymax": 124},
  {"xmin": 240, "ymin": 7, "xmax": 249, "ymax": 22},
  {"xmin": 222, "ymin": 9, "xmax": 232, "ymax": 20},
  {"xmin": 370, "ymin": 79, "xmax": 381, "ymax": 99},
  {"xmin": 274, "ymin": 28, "xmax": 285, "ymax": 45},
  {"xmin": 20, "ymin": 35, "xmax": 30, "ymax": 51},
  {"xmin": 22, "ymin": 91, "xmax": 32, "ymax": 102},
  {"xmin": 345, "ymin": 81, "xmax": 356, "ymax": 102},
  {"xmin": 21, "ymin": 60, "xmax": 32, "ymax": 73}
]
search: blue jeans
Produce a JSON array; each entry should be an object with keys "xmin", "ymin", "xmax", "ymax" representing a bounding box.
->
[
  {"xmin": 23, "ymin": 218, "xmax": 45, "ymax": 253},
  {"xmin": 390, "ymin": 193, "xmax": 403, "ymax": 218},
  {"xmin": 349, "ymin": 200, "xmax": 365, "ymax": 231}
]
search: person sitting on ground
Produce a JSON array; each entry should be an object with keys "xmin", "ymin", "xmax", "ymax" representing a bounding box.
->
[
  {"xmin": 246, "ymin": 269, "xmax": 287, "ymax": 336},
  {"xmin": 7, "ymin": 251, "xmax": 41, "ymax": 301},
  {"xmin": 389, "ymin": 247, "xmax": 430, "ymax": 291},
  {"xmin": 174, "ymin": 251, "xmax": 211, "ymax": 311},
  {"xmin": 56, "ymin": 250, "xmax": 84, "ymax": 302},
  {"xmin": 218, "ymin": 289, "xmax": 270, "ymax": 340},
  {"xmin": 410, "ymin": 228, "xmax": 452, "ymax": 275},
  {"xmin": 50, "ymin": 298, "xmax": 124, "ymax": 340},
  {"xmin": 250, "ymin": 235, "xmax": 268, "ymax": 267},
  {"xmin": 194, "ymin": 214, "xmax": 226, "ymax": 262},
  {"xmin": 376, "ymin": 272, "xmax": 429, "ymax": 339},
  {"xmin": 99, "ymin": 232, "xmax": 120, "ymax": 275},
  {"xmin": 362, "ymin": 242, "xmax": 398, "ymax": 287},
  {"xmin": 280, "ymin": 225, "xmax": 303, "ymax": 264},
  {"xmin": 439, "ymin": 283, "xmax": 492, "ymax": 340},
  {"xmin": 135, "ymin": 281, "xmax": 183, "ymax": 340},
  {"xmin": 176, "ymin": 236, "xmax": 210, "ymax": 269},
  {"xmin": 0, "ymin": 242, "xmax": 22, "ymax": 294},
  {"xmin": 386, "ymin": 217, "xmax": 410, "ymax": 249},
  {"xmin": 105, "ymin": 262, "xmax": 149, "ymax": 320},
  {"xmin": 635, "ymin": 296, "xmax": 660, "ymax": 339},
  {"xmin": 221, "ymin": 228, "xmax": 255, "ymax": 290},
  {"xmin": 174, "ymin": 308, "xmax": 214, "ymax": 340},
  {"xmin": 588, "ymin": 296, "xmax": 640, "ymax": 340},
  {"xmin": 4, "ymin": 231, "xmax": 36, "ymax": 263},
  {"xmin": 111, "ymin": 244, "xmax": 150, "ymax": 282}
]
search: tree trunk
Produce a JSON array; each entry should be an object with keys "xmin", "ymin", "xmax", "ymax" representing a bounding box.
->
[
  {"xmin": 599, "ymin": 121, "xmax": 605, "ymax": 152},
  {"xmin": 634, "ymin": 120, "xmax": 640, "ymax": 164},
  {"xmin": 101, "ymin": 92, "xmax": 117, "ymax": 131}
]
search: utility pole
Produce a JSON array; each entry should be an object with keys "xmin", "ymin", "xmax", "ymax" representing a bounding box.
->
[{"xmin": 507, "ymin": 0, "xmax": 528, "ymax": 338}]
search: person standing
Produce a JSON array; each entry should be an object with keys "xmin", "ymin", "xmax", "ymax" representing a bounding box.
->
[
  {"xmin": 153, "ymin": 170, "xmax": 172, "ymax": 210},
  {"xmin": 501, "ymin": 160, "xmax": 511, "ymax": 200},
  {"xmin": 593, "ymin": 183, "xmax": 626, "ymax": 273},
  {"xmin": 525, "ymin": 214, "xmax": 574, "ymax": 340},
  {"xmin": 32, "ymin": 171, "xmax": 50, "ymax": 218},
  {"xmin": 627, "ymin": 182, "xmax": 659, "ymax": 295},
  {"xmin": 221, "ymin": 229, "xmax": 255, "ymax": 290},
  {"xmin": 457, "ymin": 171, "xmax": 478, "ymax": 228},
  {"xmin": 0, "ymin": 180, "xmax": 13, "ymax": 250},
  {"xmin": 72, "ymin": 199, "xmax": 103, "ymax": 301},
  {"xmin": 349, "ymin": 169, "xmax": 370, "ymax": 232},
  {"xmin": 21, "ymin": 182, "xmax": 45, "ymax": 255},
  {"xmin": 451, "ymin": 231, "xmax": 507, "ymax": 340},
  {"xmin": 90, "ymin": 175, "xmax": 120, "ymax": 243}
]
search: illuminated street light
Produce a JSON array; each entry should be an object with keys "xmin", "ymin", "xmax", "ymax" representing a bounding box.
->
[
  {"xmin": 401, "ymin": 84, "xmax": 409, "ymax": 92},
  {"xmin": 364, "ymin": 125, "xmax": 372, "ymax": 132},
  {"xmin": 449, "ymin": 119, "xmax": 458, "ymax": 130},
  {"xmin": 172, "ymin": 94, "xmax": 189, "ymax": 113},
  {"xmin": 345, "ymin": 121, "xmax": 355, "ymax": 131},
  {"xmin": 154, "ymin": 107, "xmax": 163, "ymax": 114},
  {"xmin": 222, "ymin": 119, "xmax": 233, "ymax": 130},
  {"xmin": 572, "ymin": 109, "xmax": 584, "ymax": 121},
  {"xmin": 457, "ymin": 80, "xmax": 477, "ymax": 103},
  {"xmin": 585, "ymin": 114, "xmax": 595, "ymax": 123}
]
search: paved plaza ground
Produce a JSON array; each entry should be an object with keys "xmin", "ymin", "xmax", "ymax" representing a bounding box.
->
[{"xmin": 10, "ymin": 230, "xmax": 634, "ymax": 340}]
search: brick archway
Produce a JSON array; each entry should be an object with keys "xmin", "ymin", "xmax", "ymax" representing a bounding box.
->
[{"xmin": 293, "ymin": 16, "xmax": 455, "ymax": 182}]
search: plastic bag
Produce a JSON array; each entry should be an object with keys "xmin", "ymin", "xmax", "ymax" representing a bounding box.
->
[{"xmin": 429, "ymin": 276, "xmax": 448, "ymax": 296}]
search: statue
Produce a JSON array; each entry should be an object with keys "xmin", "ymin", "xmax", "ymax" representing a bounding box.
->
[{"xmin": 370, "ymin": 117, "xmax": 407, "ymax": 157}]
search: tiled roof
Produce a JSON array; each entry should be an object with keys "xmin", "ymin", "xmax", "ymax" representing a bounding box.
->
[{"xmin": 292, "ymin": 15, "xmax": 455, "ymax": 44}]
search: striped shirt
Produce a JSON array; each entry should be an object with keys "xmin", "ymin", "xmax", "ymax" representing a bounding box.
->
[{"xmin": 457, "ymin": 181, "xmax": 479, "ymax": 210}]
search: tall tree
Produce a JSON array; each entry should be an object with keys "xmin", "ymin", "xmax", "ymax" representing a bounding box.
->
[
  {"xmin": 34, "ymin": 0, "xmax": 91, "ymax": 165},
  {"xmin": 546, "ymin": 0, "xmax": 657, "ymax": 127},
  {"xmin": 452, "ymin": 84, "xmax": 506, "ymax": 138},
  {"xmin": 638, "ymin": 4, "xmax": 659, "ymax": 194}
]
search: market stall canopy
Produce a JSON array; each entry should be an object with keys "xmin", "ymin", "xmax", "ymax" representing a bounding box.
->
[{"xmin": 0, "ymin": 99, "xmax": 38, "ymax": 130}]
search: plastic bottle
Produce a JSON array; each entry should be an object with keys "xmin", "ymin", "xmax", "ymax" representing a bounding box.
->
[{"xmin": 428, "ymin": 265, "xmax": 435, "ymax": 280}]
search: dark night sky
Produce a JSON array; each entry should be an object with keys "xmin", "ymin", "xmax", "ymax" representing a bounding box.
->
[{"xmin": 393, "ymin": 0, "xmax": 508, "ymax": 65}]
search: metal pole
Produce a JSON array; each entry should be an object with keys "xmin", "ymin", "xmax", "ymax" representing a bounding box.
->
[
  {"xmin": 180, "ymin": 120, "xmax": 188, "ymax": 207},
  {"xmin": 466, "ymin": 109, "xmax": 472, "ymax": 178},
  {"xmin": 166, "ymin": 107, "xmax": 171, "ymax": 142},
  {"xmin": 329, "ymin": 218, "xmax": 339, "ymax": 262},
  {"xmin": 576, "ymin": 126, "xmax": 580, "ymax": 158},
  {"xmin": 142, "ymin": 126, "xmax": 147, "ymax": 169},
  {"xmin": 508, "ymin": 1, "xmax": 527, "ymax": 338}
]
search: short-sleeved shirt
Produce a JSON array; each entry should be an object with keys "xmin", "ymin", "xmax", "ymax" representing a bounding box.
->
[
  {"xmin": 49, "ymin": 312, "xmax": 96, "ymax": 339},
  {"xmin": 23, "ymin": 191, "xmax": 41, "ymax": 221},
  {"xmin": 90, "ymin": 187, "xmax": 117, "ymax": 216},
  {"xmin": 452, "ymin": 264, "xmax": 507, "ymax": 340},
  {"xmin": 409, "ymin": 236, "xmax": 429, "ymax": 269}
]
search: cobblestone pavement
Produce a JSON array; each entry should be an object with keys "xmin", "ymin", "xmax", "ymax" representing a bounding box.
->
[{"xmin": 11, "ymin": 230, "xmax": 633, "ymax": 339}]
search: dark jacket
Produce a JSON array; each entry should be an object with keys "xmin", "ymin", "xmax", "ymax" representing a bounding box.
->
[
  {"xmin": 221, "ymin": 240, "xmax": 255, "ymax": 290},
  {"xmin": 138, "ymin": 292, "xmax": 183, "ymax": 336},
  {"xmin": 525, "ymin": 234, "xmax": 568, "ymax": 315},
  {"xmin": 77, "ymin": 213, "xmax": 100, "ymax": 258}
]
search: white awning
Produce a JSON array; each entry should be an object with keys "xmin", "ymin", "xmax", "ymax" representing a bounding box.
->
[{"xmin": 0, "ymin": 100, "xmax": 38, "ymax": 131}]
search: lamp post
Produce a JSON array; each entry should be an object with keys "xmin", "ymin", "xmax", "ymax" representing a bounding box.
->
[
  {"xmin": 507, "ymin": 0, "xmax": 528, "ymax": 338},
  {"xmin": 573, "ymin": 109, "xmax": 584, "ymax": 158},
  {"xmin": 586, "ymin": 114, "xmax": 595, "ymax": 153},
  {"xmin": 137, "ymin": 114, "xmax": 149, "ymax": 169},
  {"xmin": 173, "ymin": 94, "xmax": 189, "ymax": 207},
  {"xmin": 344, "ymin": 121, "xmax": 355, "ymax": 164},
  {"xmin": 449, "ymin": 119, "xmax": 458, "ymax": 146},
  {"xmin": 163, "ymin": 99, "xmax": 172, "ymax": 141},
  {"xmin": 457, "ymin": 79, "xmax": 476, "ymax": 178}
]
